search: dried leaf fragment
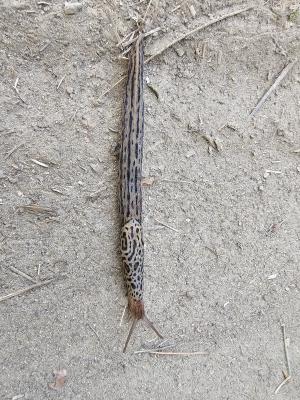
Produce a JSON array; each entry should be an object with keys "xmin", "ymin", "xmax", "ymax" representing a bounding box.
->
[
  {"xmin": 142, "ymin": 177, "xmax": 155, "ymax": 187},
  {"xmin": 146, "ymin": 83, "xmax": 159, "ymax": 99},
  {"xmin": 19, "ymin": 204, "xmax": 58, "ymax": 217},
  {"xmin": 48, "ymin": 369, "xmax": 67, "ymax": 390}
]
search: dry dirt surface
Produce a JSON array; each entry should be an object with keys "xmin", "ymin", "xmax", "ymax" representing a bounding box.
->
[{"xmin": 1, "ymin": 0, "xmax": 300, "ymax": 399}]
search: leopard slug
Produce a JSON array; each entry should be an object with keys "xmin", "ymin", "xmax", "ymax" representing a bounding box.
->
[{"xmin": 120, "ymin": 31, "xmax": 163, "ymax": 352}]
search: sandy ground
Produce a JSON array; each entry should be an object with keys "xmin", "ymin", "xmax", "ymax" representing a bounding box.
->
[{"xmin": 1, "ymin": 0, "xmax": 300, "ymax": 399}]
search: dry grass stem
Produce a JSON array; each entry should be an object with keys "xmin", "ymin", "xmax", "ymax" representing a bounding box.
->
[
  {"xmin": 0, "ymin": 279, "xmax": 55, "ymax": 303},
  {"xmin": 250, "ymin": 59, "xmax": 297, "ymax": 116}
]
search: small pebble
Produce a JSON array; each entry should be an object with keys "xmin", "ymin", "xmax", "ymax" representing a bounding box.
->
[
  {"xmin": 175, "ymin": 46, "xmax": 185, "ymax": 57},
  {"xmin": 186, "ymin": 150, "xmax": 196, "ymax": 158},
  {"xmin": 66, "ymin": 87, "xmax": 74, "ymax": 96},
  {"xmin": 189, "ymin": 5, "xmax": 196, "ymax": 17},
  {"xmin": 64, "ymin": 2, "xmax": 82, "ymax": 15}
]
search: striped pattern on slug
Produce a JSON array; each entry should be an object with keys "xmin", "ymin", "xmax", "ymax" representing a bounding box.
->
[
  {"xmin": 119, "ymin": 33, "xmax": 145, "ymax": 320},
  {"xmin": 119, "ymin": 30, "xmax": 163, "ymax": 350},
  {"xmin": 120, "ymin": 34, "xmax": 144, "ymax": 225}
]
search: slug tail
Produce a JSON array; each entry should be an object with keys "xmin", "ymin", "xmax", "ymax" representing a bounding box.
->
[
  {"xmin": 123, "ymin": 298, "xmax": 163, "ymax": 352},
  {"xmin": 128, "ymin": 297, "xmax": 145, "ymax": 320}
]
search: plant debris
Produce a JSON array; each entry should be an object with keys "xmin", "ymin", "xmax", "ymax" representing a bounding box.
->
[{"xmin": 48, "ymin": 369, "xmax": 67, "ymax": 390}]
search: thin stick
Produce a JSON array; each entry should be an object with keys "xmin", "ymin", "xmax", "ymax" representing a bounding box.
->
[
  {"xmin": 0, "ymin": 279, "xmax": 55, "ymax": 303},
  {"xmin": 5, "ymin": 142, "xmax": 25, "ymax": 160},
  {"xmin": 119, "ymin": 304, "xmax": 127, "ymax": 327},
  {"xmin": 7, "ymin": 265, "xmax": 38, "ymax": 284},
  {"xmin": 31, "ymin": 159, "xmax": 49, "ymax": 168},
  {"xmin": 250, "ymin": 59, "xmax": 297, "ymax": 117},
  {"xmin": 57, "ymin": 74, "xmax": 66, "ymax": 90},
  {"xmin": 160, "ymin": 178, "xmax": 192, "ymax": 184},
  {"xmin": 87, "ymin": 323, "xmax": 101, "ymax": 342},
  {"xmin": 142, "ymin": 0, "xmax": 153, "ymax": 22},
  {"xmin": 14, "ymin": 77, "xmax": 19, "ymax": 90},
  {"xmin": 275, "ymin": 376, "xmax": 291, "ymax": 394},
  {"xmin": 155, "ymin": 219, "xmax": 180, "ymax": 233},
  {"xmin": 146, "ymin": 6, "xmax": 254, "ymax": 63},
  {"xmin": 282, "ymin": 324, "xmax": 291, "ymax": 376},
  {"xmin": 135, "ymin": 350, "xmax": 208, "ymax": 355},
  {"xmin": 117, "ymin": 29, "xmax": 138, "ymax": 48},
  {"xmin": 99, "ymin": 5, "xmax": 254, "ymax": 98},
  {"xmin": 12, "ymin": 78, "xmax": 26, "ymax": 103},
  {"xmin": 120, "ymin": 28, "xmax": 161, "ymax": 58},
  {"xmin": 99, "ymin": 75, "xmax": 127, "ymax": 100},
  {"xmin": 274, "ymin": 324, "xmax": 292, "ymax": 394}
]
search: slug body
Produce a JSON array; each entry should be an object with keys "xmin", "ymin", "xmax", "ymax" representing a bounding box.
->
[
  {"xmin": 120, "ymin": 33, "xmax": 145, "ymax": 320},
  {"xmin": 120, "ymin": 32, "xmax": 162, "ymax": 350}
]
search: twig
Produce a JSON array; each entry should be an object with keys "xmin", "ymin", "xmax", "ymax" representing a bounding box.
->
[
  {"xmin": 154, "ymin": 219, "xmax": 180, "ymax": 233},
  {"xmin": 99, "ymin": 75, "xmax": 127, "ymax": 99},
  {"xmin": 57, "ymin": 74, "xmax": 66, "ymax": 90},
  {"xmin": 39, "ymin": 42, "xmax": 51, "ymax": 52},
  {"xmin": 12, "ymin": 78, "xmax": 26, "ymax": 103},
  {"xmin": 274, "ymin": 324, "xmax": 292, "ymax": 394},
  {"xmin": 282, "ymin": 324, "xmax": 291, "ymax": 376},
  {"xmin": 137, "ymin": 338, "xmax": 177, "ymax": 352},
  {"xmin": 7, "ymin": 265, "xmax": 38, "ymax": 284},
  {"xmin": 99, "ymin": 5, "xmax": 254, "ymax": 98},
  {"xmin": 275, "ymin": 376, "xmax": 291, "ymax": 394},
  {"xmin": 5, "ymin": 142, "xmax": 25, "ymax": 160},
  {"xmin": 119, "ymin": 304, "xmax": 127, "ymax": 327},
  {"xmin": 120, "ymin": 27, "xmax": 161, "ymax": 57},
  {"xmin": 146, "ymin": 6, "xmax": 254, "ymax": 63},
  {"xmin": 143, "ymin": 0, "xmax": 153, "ymax": 22},
  {"xmin": 171, "ymin": 1, "xmax": 187, "ymax": 13},
  {"xmin": 31, "ymin": 159, "xmax": 49, "ymax": 168},
  {"xmin": 160, "ymin": 178, "xmax": 192, "ymax": 184},
  {"xmin": 135, "ymin": 350, "xmax": 208, "ymax": 355},
  {"xmin": 250, "ymin": 59, "xmax": 298, "ymax": 117},
  {"xmin": 145, "ymin": 27, "xmax": 161, "ymax": 38},
  {"xmin": 0, "ymin": 279, "xmax": 55, "ymax": 303},
  {"xmin": 14, "ymin": 77, "xmax": 19, "ymax": 90},
  {"xmin": 87, "ymin": 323, "xmax": 101, "ymax": 342},
  {"xmin": 19, "ymin": 204, "xmax": 58, "ymax": 217}
]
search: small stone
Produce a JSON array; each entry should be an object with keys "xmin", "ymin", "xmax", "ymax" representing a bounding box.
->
[
  {"xmin": 189, "ymin": 5, "xmax": 196, "ymax": 17},
  {"xmin": 258, "ymin": 185, "xmax": 264, "ymax": 191},
  {"xmin": 186, "ymin": 150, "xmax": 196, "ymax": 158},
  {"xmin": 66, "ymin": 87, "xmax": 74, "ymax": 96},
  {"xmin": 175, "ymin": 46, "xmax": 185, "ymax": 57},
  {"xmin": 64, "ymin": 2, "xmax": 83, "ymax": 15}
]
